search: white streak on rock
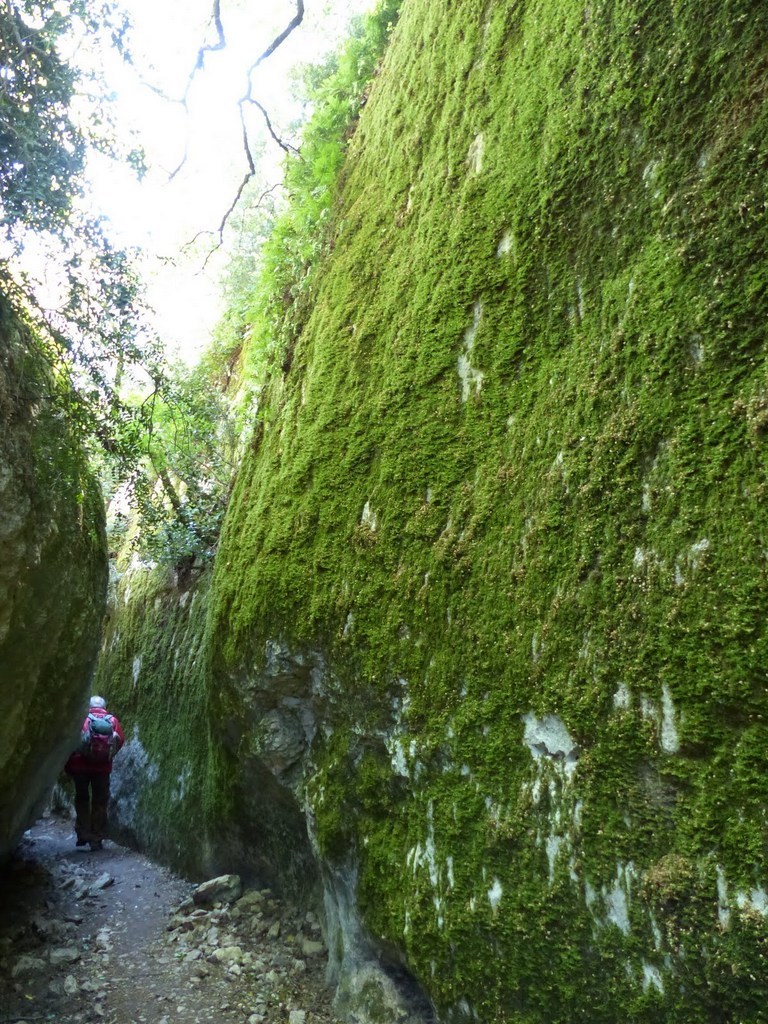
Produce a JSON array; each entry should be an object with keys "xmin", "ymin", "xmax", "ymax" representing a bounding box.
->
[
  {"xmin": 360, "ymin": 501, "xmax": 378, "ymax": 531},
  {"xmin": 613, "ymin": 683, "xmax": 631, "ymax": 710},
  {"xmin": 467, "ymin": 133, "xmax": 484, "ymax": 174},
  {"xmin": 716, "ymin": 865, "xmax": 731, "ymax": 928},
  {"xmin": 487, "ymin": 878, "xmax": 502, "ymax": 914},
  {"xmin": 642, "ymin": 963, "xmax": 664, "ymax": 993},
  {"xmin": 522, "ymin": 712, "xmax": 579, "ymax": 779},
  {"xmin": 458, "ymin": 302, "xmax": 485, "ymax": 401},
  {"xmin": 660, "ymin": 684, "xmax": 680, "ymax": 754}
]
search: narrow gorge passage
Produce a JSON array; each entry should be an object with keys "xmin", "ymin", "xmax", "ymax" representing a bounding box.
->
[{"xmin": 0, "ymin": 817, "xmax": 340, "ymax": 1024}]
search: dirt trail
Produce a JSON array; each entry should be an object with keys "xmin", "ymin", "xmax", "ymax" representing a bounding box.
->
[{"xmin": 0, "ymin": 815, "xmax": 340, "ymax": 1024}]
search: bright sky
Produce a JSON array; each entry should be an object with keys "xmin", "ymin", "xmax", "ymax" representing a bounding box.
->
[{"xmin": 85, "ymin": 0, "xmax": 377, "ymax": 364}]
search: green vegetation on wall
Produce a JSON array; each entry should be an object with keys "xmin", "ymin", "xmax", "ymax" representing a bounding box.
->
[
  {"xmin": 94, "ymin": 552, "xmax": 278, "ymax": 886},
  {"xmin": 228, "ymin": 0, "xmax": 402, "ymax": 386},
  {"xmin": 91, "ymin": 2, "xmax": 407, "ymax": 891},
  {"xmin": 0, "ymin": 298, "xmax": 108, "ymax": 858},
  {"xmin": 204, "ymin": 0, "xmax": 768, "ymax": 1019}
]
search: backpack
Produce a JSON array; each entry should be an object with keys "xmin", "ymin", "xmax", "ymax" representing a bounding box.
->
[{"xmin": 80, "ymin": 712, "xmax": 117, "ymax": 763}]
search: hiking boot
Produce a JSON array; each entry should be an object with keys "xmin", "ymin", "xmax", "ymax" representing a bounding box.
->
[
  {"xmin": 89, "ymin": 839, "xmax": 103, "ymax": 851},
  {"xmin": 76, "ymin": 838, "xmax": 89, "ymax": 847}
]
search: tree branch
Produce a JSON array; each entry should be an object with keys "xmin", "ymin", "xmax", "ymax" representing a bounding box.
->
[
  {"xmin": 246, "ymin": 98, "xmax": 300, "ymax": 156},
  {"xmin": 196, "ymin": 182, "xmax": 281, "ymax": 268},
  {"xmin": 246, "ymin": 0, "xmax": 305, "ymax": 79},
  {"xmin": 183, "ymin": 0, "xmax": 226, "ymax": 105},
  {"xmin": 134, "ymin": 0, "xmax": 227, "ymax": 178},
  {"xmin": 139, "ymin": 1, "xmax": 306, "ymax": 235}
]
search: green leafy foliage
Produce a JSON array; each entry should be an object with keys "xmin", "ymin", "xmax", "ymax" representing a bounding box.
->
[
  {"xmin": 220, "ymin": 0, "xmax": 402, "ymax": 388},
  {"xmin": 0, "ymin": 0, "xmax": 157, "ymax": 473},
  {"xmin": 112, "ymin": 348, "xmax": 240, "ymax": 570},
  {"xmin": 0, "ymin": 3, "xmax": 82, "ymax": 231}
]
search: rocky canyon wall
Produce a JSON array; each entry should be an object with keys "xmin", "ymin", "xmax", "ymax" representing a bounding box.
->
[
  {"xmin": 0, "ymin": 299, "xmax": 108, "ymax": 861},
  {"xmin": 100, "ymin": 1, "xmax": 768, "ymax": 1021}
]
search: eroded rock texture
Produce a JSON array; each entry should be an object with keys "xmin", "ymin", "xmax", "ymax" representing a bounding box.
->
[
  {"xmin": 98, "ymin": 1, "xmax": 768, "ymax": 1021},
  {"xmin": 0, "ymin": 301, "xmax": 107, "ymax": 860}
]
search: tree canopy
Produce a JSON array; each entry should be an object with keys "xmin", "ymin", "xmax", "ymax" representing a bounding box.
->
[
  {"xmin": 0, "ymin": 0, "xmax": 156, "ymax": 469},
  {"xmin": 0, "ymin": 0, "xmax": 402, "ymax": 570},
  {"xmin": 0, "ymin": 2, "xmax": 84, "ymax": 232}
]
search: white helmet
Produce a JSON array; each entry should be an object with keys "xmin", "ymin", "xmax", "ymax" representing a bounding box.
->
[{"xmin": 90, "ymin": 695, "xmax": 107, "ymax": 709}]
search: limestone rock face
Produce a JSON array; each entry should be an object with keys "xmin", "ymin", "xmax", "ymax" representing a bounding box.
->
[
  {"xmin": 0, "ymin": 305, "xmax": 108, "ymax": 861},
  {"xmin": 203, "ymin": 0, "xmax": 768, "ymax": 1019},
  {"xmin": 97, "ymin": 0, "xmax": 768, "ymax": 1020}
]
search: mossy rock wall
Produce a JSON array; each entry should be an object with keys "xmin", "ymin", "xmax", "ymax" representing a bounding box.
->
[
  {"xmin": 97, "ymin": 0, "xmax": 768, "ymax": 1018},
  {"xmin": 204, "ymin": 0, "xmax": 768, "ymax": 1020},
  {"xmin": 94, "ymin": 562, "xmax": 217, "ymax": 875},
  {"xmin": 95, "ymin": 562, "xmax": 320, "ymax": 895},
  {"xmin": 0, "ymin": 301, "xmax": 107, "ymax": 861}
]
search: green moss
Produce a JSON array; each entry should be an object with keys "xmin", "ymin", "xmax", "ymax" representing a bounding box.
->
[
  {"xmin": 0, "ymin": 304, "xmax": 108, "ymax": 856},
  {"xmin": 94, "ymin": 565, "xmax": 229, "ymax": 875},
  {"xmin": 114, "ymin": 0, "xmax": 768, "ymax": 1017}
]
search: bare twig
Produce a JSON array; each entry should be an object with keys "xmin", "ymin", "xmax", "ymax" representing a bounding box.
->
[
  {"xmin": 134, "ymin": 0, "xmax": 227, "ymax": 179},
  {"xmin": 198, "ymin": 182, "xmax": 281, "ymax": 268},
  {"xmin": 167, "ymin": 140, "xmax": 189, "ymax": 182},
  {"xmin": 183, "ymin": 0, "xmax": 226, "ymax": 105},
  {"xmin": 239, "ymin": 105, "xmax": 258, "ymax": 177},
  {"xmin": 246, "ymin": 98, "xmax": 300, "ymax": 156},
  {"xmin": 183, "ymin": 181, "xmax": 280, "ymax": 260},
  {"xmin": 213, "ymin": 0, "xmax": 305, "ymax": 236},
  {"xmin": 138, "ymin": 1, "xmax": 306, "ymax": 237},
  {"xmin": 246, "ymin": 0, "xmax": 305, "ymax": 78}
]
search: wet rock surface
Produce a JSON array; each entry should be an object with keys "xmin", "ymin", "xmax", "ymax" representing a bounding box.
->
[{"xmin": 0, "ymin": 816, "xmax": 340, "ymax": 1024}]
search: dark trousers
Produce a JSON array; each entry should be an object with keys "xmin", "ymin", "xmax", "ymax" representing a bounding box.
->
[{"xmin": 72, "ymin": 773, "xmax": 111, "ymax": 841}]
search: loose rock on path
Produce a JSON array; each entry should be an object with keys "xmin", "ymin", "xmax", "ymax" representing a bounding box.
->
[{"xmin": 0, "ymin": 815, "xmax": 341, "ymax": 1024}]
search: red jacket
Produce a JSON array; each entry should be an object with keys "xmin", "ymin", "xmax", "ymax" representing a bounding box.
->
[{"xmin": 65, "ymin": 707, "xmax": 125, "ymax": 776}]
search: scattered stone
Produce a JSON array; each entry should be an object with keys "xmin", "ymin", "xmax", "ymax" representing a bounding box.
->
[
  {"xmin": 301, "ymin": 938, "xmax": 325, "ymax": 957},
  {"xmin": 210, "ymin": 945, "xmax": 244, "ymax": 965},
  {"xmin": 167, "ymin": 914, "xmax": 196, "ymax": 932},
  {"xmin": 1, "ymin": 820, "xmax": 337, "ymax": 1024},
  {"xmin": 49, "ymin": 945, "xmax": 81, "ymax": 965},
  {"xmin": 192, "ymin": 874, "xmax": 243, "ymax": 906},
  {"xmin": 89, "ymin": 872, "xmax": 115, "ymax": 892},
  {"xmin": 238, "ymin": 890, "xmax": 266, "ymax": 910},
  {"xmin": 12, "ymin": 954, "xmax": 46, "ymax": 976},
  {"xmin": 32, "ymin": 913, "xmax": 70, "ymax": 941}
]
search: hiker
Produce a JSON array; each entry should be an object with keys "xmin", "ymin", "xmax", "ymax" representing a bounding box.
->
[{"xmin": 64, "ymin": 695, "xmax": 125, "ymax": 850}]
